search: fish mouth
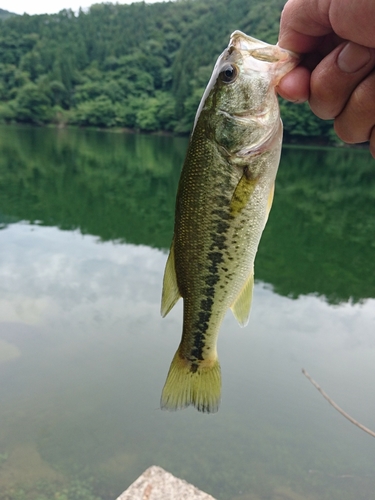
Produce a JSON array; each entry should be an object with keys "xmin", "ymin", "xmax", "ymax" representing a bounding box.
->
[
  {"xmin": 230, "ymin": 30, "xmax": 299, "ymax": 63},
  {"xmin": 229, "ymin": 30, "xmax": 300, "ymax": 81}
]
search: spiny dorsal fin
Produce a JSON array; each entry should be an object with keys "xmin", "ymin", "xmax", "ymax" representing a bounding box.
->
[
  {"xmin": 230, "ymin": 271, "xmax": 254, "ymax": 327},
  {"xmin": 161, "ymin": 240, "xmax": 181, "ymax": 317}
]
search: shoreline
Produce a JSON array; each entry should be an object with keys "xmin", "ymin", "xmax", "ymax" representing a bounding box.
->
[{"xmin": 0, "ymin": 120, "xmax": 370, "ymax": 151}]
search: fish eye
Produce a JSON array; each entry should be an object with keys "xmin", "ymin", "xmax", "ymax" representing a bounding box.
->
[{"xmin": 219, "ymin": 64, "xmax": 238, "ymax": 84}]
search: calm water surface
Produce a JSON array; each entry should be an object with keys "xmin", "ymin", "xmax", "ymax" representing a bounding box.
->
[{"xmin": 0, "ymin": 125, "xmax": 375, "ymax": 500}]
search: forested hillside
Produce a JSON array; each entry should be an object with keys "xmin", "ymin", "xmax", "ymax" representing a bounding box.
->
[
  {"xmin": 0, "ymin": 9, "xmax": 16, "ymax": 20},
  {"xmin": 0, "ymin": 0, "xmax": 333, "ymax": 141}
]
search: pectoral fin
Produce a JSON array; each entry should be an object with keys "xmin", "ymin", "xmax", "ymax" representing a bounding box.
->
[
  {"xmin": 230, "ymin": 171, "xmax": 259, "ymax": 217},
  {"xmin": 230, "ymin": 271, "xmax": 254, "ymax": 327},
  {"xmin": 161, "ymin": 241, "xmax": 181, "ymax": 317}
]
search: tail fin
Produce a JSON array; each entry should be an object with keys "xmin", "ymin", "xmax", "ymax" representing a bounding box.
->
[{"xmin": 160, "ymin": 350, "xmax": 221, "ymax": 413}]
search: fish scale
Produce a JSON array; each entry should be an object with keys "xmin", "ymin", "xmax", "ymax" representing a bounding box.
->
[{"xmin": 160, "ymin": 31, "xmax": 299, "ymax": 413}]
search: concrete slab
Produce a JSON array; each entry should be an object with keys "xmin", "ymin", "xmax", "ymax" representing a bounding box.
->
[{"xmin": 116, "ymin": 465, "xmax": 216, "ymax": 500}]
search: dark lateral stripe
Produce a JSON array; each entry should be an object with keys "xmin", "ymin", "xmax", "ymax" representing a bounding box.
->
[
  {"xmin": 189, "ymin": 194, "xmax": 232, "ymax": 363},
  {"xmin": 211, "ymin": 208, "xmax": 232, "ymax": 220},
  {"xmin": 216, "ymin": 220, "xmax": 230, "ymax": 234},
  {"xmin": 209, "ymin": 233, "xmax": 227, "ymax": 251}
]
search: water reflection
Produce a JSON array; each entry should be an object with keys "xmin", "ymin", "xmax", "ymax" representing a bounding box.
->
[
  {"xmin": 0, "ymin": 125, "xmax": 184, "ymax": 247},
  {"xmin": 0, "ymin": 126, "xmax": 375, "ymax": 500},
  {"xmin": 1, "ymin": 223, "xmax": 375, "ymax": 500},
  {"xmin": 0, "ymin": 126, "xmax": 374, "ymax": 304},
  {"xmin": 262, "ymin": 146, "xmax": 375, "ymax": 304}
]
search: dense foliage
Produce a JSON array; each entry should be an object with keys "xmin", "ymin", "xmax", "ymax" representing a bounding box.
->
[{"xmin": 0, "ymin": 0, "xmax": 333, "ymax": 140}]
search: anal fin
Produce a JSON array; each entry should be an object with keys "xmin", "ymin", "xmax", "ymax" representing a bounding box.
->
[
  {"xmin": 161, "ymin": 240, "xmax": 181, "ymax": 317},
  {"xmin": 230, "ymin": 271, "xmax": 254, "ymax": 327}
]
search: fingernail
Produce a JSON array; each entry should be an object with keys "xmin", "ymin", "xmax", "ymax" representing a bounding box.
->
[{"xmin": 337, "ymin": 42, "xmax": 372, "ymax": 73}]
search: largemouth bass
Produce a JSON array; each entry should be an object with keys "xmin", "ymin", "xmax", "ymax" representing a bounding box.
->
[{"xmin": 160, "ymin": 31, "xmax": 298, "ymax": 413}]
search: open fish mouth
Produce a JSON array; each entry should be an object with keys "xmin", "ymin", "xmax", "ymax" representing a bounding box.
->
[{"xmin": 230, "ymin": 30, "xmax": 299, "ymax": 64}]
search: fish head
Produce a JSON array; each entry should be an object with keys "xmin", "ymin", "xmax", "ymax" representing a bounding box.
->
[{"xmin": 194, "ymin": 31, "xmax": 299, "ymax": 154}]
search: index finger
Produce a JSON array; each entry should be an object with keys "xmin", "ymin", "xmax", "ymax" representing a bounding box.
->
[
  {"xmin": 278, "ymin": 0, "xmax": 333, "ymax": 53},
  {"xmin": 279, "ymin": 0, "xmax": 375, "ymax": 52}
]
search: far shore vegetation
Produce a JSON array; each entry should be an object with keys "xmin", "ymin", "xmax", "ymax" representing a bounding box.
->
[{"xmin": 0, "ymin": 0, "xmax": 340, "ymax": 144}]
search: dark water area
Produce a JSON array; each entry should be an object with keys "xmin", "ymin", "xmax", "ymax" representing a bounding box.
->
[{"xmin": 0, "ymin": 124, "xmax": 374, "ymax": 500}]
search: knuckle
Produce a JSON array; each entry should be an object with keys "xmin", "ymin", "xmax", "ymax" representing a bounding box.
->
[
  {"xmin": 350, "ymin": 79, "xmax": 375, "ymax": 115},
  {"xmin": 333, "ymin": 119, "xmax": 356, "ymax": 143},
  {"xmin": 309, "ymin": 95, "xmax": 337, "ymax": 120},
  {"xmin": 335, "ymin": 74, "xmax": 375, "ymax": 143},
  {"xmin": 310, "ymin": 73, "xmax": 343, "ymax": 120},
  {"xmin": 370, "ymin": 129, "xmax": 375, "ymax": 159}
]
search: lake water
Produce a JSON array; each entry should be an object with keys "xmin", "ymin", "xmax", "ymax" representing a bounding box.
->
[{"xmin": 0, "ymin": 124, "xmax": 375, "ymax": 500}]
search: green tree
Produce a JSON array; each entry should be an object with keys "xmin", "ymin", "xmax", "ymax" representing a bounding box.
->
[
  {"xmin": 71, "ymin": 95, "xmax": 116, "ymax": 127},
  {"xmin": 10, "ymin": 82, "xmax": 52, "ymax": 123}
]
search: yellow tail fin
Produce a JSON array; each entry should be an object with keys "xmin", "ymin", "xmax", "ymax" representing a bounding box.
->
[{"xmin": 160, "ymin": 350, "xmax": 221, "ymax": 413}]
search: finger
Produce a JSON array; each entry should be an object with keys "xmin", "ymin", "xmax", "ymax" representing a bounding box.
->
[
  {"xmin": 277, "ymin": 65, "xmax": 311, "ymax": 102},
  {"xmin": 334, "ymin": 70, "xmax": 375, "ymax": 144},
  {"xmin": 277, "ymin": 50, "xmax": 329, "ymax": 103},
  {"xmin": 278, "ymin": 0, "xmax": 333, "ymax": 53},
  {"xmin": 309, "ymin": 42, "xmax": 375, "ymax": 120},
  {"xmin": 328, "ymin": 1, "xmax": 375, "ymax": 48},
  {"xmin": 279, "ymin": 0, "xmax": 375, "ymax": 53}
]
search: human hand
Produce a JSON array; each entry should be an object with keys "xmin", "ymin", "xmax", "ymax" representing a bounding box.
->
[{"xmin": 277, "ymin": 0, "xmax": 375, "ymax": 157}]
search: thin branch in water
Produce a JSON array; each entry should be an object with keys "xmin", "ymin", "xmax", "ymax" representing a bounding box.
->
[{"xmin": 302, "ymin": 368, "xmax": 375, "ymax": 439}]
